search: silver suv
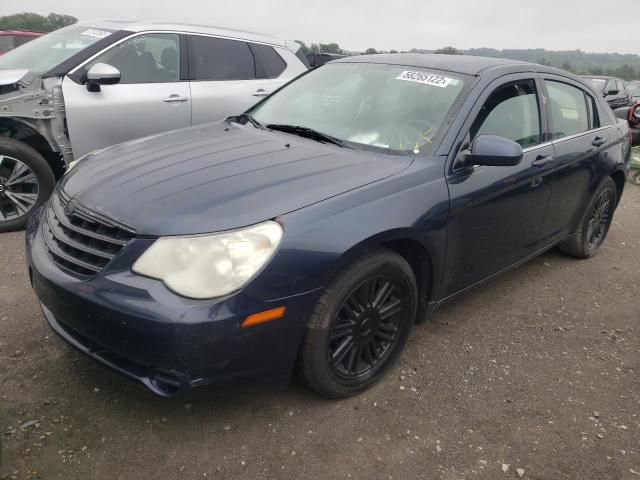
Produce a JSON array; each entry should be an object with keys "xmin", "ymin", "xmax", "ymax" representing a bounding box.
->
[{"xmin": 0, "ymin": 20, "xmax": 309, "ymax": 230}]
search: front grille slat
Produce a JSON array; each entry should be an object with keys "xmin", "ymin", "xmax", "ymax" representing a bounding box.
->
[{"xmin": 43, "ymin": 191, "xmax": 135, "ymax": 278}]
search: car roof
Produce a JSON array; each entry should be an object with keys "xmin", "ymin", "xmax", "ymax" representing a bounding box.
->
[
  {"xmin": 333, "ymin": 53, "xmax": 570, "ymax": 76},
  {"xmin": 77, "ymin": 20, "xmax": 287, "ymax": 47}
]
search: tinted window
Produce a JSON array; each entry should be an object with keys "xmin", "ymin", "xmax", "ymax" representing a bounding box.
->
[
  {"xmin": 471, "ymin": 81, "xmax": 541, "ymax": 148},
  {"xmin": 545, "ymin": 81, "xmax": 590, "ymax": 139},
  {"xmin": 84, "ymin": 33, "xmax": 180, "ymax": 83},
  {"xmin": 251, "ymin": 44, "xmax": 286, "ymax": 78},
  {"xmin": 189, "ymin": 36, "xmax": 255, "ymax": 80}
]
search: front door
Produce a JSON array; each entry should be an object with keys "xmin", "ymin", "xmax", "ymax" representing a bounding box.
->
[
  {"xmin": 63, "ymin": 32, "xmax": 191, "ymax": 158},
  {"xmin": 442, "ymin": 76, "xmax": 554, "ymax": 297}
]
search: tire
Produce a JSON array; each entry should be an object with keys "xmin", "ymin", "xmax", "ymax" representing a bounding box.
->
[
  {"xmin": 299, "ymin": 248, "xmax": 418, "ymax": 398},
  {"xmin": 0, "ymin": 138, "xmax": 56, "ymax": 232},
  {"xmin": 559, "ymin": 177, "xmax": 617, "ymax": 259}
]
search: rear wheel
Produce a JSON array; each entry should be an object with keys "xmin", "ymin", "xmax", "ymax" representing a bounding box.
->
[
  {"xmin": 299, "ymin": 248, "xmax": 418, "ymax": 398},
  {"xmin": 559, "ymin": 177, "xmax": 617, "ymax": 259},
  {"xmin": 0, "ymin": 138, "xmax": 55, "ymax": 232}
]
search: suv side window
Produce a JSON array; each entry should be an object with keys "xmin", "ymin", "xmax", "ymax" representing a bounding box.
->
[
  {"xmin": 470, "ymin": 80, "xmax": 541, "ymax": 148},
  {"xmin": 250, "ymin": 44, "xmax": 287, "ymax": 78},
  {"xmin": 189, "ymin": 35, "xmax": 255, "ymax": 81},
  {"xmin": 545, "ymin": 81, "xmax": 590, "ymax": 139},
  {"xmin": 83, "ymin": 33, "xmax": 180, "ymax": 83}
]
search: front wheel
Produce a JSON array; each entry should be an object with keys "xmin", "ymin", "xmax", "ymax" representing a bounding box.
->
[
  {"xmin": 299, "ymin": 248, "xmax": 418, "ymax": 398},
  {"xmin": 559, "ymin": 177, "xmax": 617, "ymax": 259},
  {"xmin": 0, "ymin": 138, "xmax": 56, "ymax": 232}
]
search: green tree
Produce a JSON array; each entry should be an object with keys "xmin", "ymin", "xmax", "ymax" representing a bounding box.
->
[
  {"xmin": 0, "ymin": 12, "xmax": 77, "ymax": 32},
  {"xmin": 319, "ymin": 42, "xmax": 343, "ymax": 55},
  {"xmin": 364, "ymin": 47, "xmax": 378, "ymax": 55},
  {"xmin": 434, "ymin": 46, "xmax": 463, "ymax": 55},
  {"xmin": 389, "ymin": 49, "xmax": 398, "ymax": 54},
  {"xmin": 561, "ymin": 62, "xmax": 572, "ymax": 72}
]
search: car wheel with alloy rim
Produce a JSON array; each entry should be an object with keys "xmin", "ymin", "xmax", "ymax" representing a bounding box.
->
[
  {"xmin": 559, "ymin": 177, "xmax": 617, "ymax": 258},
  {"xmin": 299, "ymin": 248, "xmax": 418, "ymax": 398},
  {"xmin": 0, "ymin": 138, "xmax": 56, "ymax": 232}
]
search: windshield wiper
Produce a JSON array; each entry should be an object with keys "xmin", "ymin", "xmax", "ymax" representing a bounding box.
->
[
  {"xmin": 227, "ymin": 113, "xmax": 265, "ymax": 130},
  {"xmin": 266, "ymin": 124, "xmax": 350, "ymax": 148}
]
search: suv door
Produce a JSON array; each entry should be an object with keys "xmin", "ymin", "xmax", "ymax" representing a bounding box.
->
[
  {"xmin": 187, "ymin": 35, "xmax": 279, "ymax": 125},
  {"xmin": 443, "ymin": 76, "xmax": 554, "ymax": 297},
  {"xmin": 540, "ymin": 77, "xmax": 615, "ymax": 239},
  {"xmin": 62, "ymin": 32, "xmax": 191, "ymax": 158}
]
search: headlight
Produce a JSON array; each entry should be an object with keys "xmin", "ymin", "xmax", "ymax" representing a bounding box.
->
[
  {"xmin": 132, "ymin": 221, "xmax": 283, "ymax": 299},
  {"xmin": 633, "ymin": 105, "xmax": 640, "ymax": 120}
]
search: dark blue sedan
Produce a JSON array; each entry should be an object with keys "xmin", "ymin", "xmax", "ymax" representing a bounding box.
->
[{"xmin": 26, "ymin": 54, "xmax": 632, "ymax": 397}]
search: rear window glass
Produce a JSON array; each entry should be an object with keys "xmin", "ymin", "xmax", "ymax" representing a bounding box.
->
[
  {"xmin": 189, "ymin": 36, "xmax": 255, "ymax": 81},
  {"xmin": 251, "ymin": 44, "xmax": 287, "ymax": 78},
  {"xmin": 545, "ymin": 81, "xmax": 590, "ymax": 139}
]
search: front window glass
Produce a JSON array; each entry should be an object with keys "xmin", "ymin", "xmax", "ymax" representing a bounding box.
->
[
  {"xmin": 82, "ymin": 33, "xmax": 180, "ymax": 83},
  {"xmin": 471, "ymin": 81, "xmax": 541, "ymax": 148},
  {"xmin": 0, "ymin": 25, "xmax": 114, "ymax": 73},
  {"xmin": 251, "ymin": 63, "xmax": 468, "ymax": 155},
  {"xmin": 545, "ymin": 81, "xmax": 590, "ymax": 139}
]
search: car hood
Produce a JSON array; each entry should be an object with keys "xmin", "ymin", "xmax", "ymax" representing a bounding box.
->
[{"xmin": 60, "ymin": 122, "xmax": 414, "ymax": 236}]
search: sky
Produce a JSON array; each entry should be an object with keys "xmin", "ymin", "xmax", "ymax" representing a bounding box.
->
[{"xmin": 2, "ymin": 0, "xmax": 639, "ymax": 55}]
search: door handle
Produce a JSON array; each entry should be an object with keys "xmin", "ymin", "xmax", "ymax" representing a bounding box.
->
[
  {"xmin": 163, "ymin": 95, "xmax": 189, "ymax": 103},
  {"xmin": 252, "ymin": 89, "xmax": 270, "ymax": 97},
  {"xmin": 531, "ymin": 155, "xmax": 553, "ymax": 168},
  {"xmin": 592, "ymin": 136, "xmax": 606, "ymax": 147}
]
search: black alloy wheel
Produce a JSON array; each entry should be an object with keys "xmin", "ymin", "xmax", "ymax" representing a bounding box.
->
[
  {"xmin": 329, "ymin": 276, "xmax": 404, "ymax": 379},
  {"xmin": 299, "ymin": 248, "xmax": 418, "ymax": 398}
]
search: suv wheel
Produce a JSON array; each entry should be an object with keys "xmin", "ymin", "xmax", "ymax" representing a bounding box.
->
[
  {"xmin": 0, "ymin": 138, "xmax": 55, "ymax": 232},
  {"xmin": 299, "ymin": 248, "xmax": 418, "ymax": 398}
]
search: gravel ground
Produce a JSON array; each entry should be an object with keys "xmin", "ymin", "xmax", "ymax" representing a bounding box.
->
[{"xmin": 1, "ymin": 184, "xmax": 640, "ymax": 480}]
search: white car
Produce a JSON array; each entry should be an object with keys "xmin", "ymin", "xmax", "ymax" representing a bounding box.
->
[{"xmin": 0, "ymin": 20, "xmax": 309, "ymax": 230}]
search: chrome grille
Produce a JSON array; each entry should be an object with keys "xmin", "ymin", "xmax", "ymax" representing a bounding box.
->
[{"xmin": 43, "ymin": 190, "xmax": 135, "ymax": 277}]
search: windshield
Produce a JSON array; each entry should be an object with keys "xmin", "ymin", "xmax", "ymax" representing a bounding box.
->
[
  {"xmin": 629, "ymin": 82, "xmax": 640, "ymax": 97},
  {"xmin": 586, "ymin": 78, "xmax": 606, "ymax": 92},
  {"xmin": 250, "ymin": 63, "xmax": 468, "ymax": 155},
  {"xmin": 0, "ymin": 25, "xmax": 114, "ymax": 73}
]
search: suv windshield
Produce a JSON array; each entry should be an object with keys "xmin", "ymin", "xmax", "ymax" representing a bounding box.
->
[
  {"xmin": 250, "ymin": 63, "xmax": 468, "ymax": 155},
  {"xmin": 0, "ymin": 25, "xmax": 114, "ymax": 73}
]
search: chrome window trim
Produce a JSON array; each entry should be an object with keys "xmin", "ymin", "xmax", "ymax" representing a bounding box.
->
[{"xmin": 550, "ymin": 125, "xmax": 609, "ymax": 145}]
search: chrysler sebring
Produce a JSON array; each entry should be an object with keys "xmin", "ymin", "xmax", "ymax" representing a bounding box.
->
[{"xmin": 26, "ymin": 54, "xmax": 632, "ymax": 397}]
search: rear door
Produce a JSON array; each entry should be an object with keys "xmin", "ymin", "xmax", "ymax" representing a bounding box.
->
[
  {"xmin": 540, "ymin": 76, "xmax": 616, "ymax": 240},
  {"xmin": 187, "ymin": 35, "xmax": 278, "ymax": 125},
  {"xmin": 63, "ymin": 32, "xmax": 191, "ymax": 158},
  {"xmin": 443, "ymin": 75, "xmax": 554, "ymax": 296}
]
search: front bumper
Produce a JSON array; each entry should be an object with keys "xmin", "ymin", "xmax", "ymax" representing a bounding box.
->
[{"xmin": 26, "ymin": 206, "xmax": 321, "ymax": 396}]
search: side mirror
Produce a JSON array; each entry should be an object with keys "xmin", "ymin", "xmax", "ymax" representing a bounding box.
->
[
  {"xmin": 462, "ymin": 135, "xmax": 523, "ymax": 167},
  {"xmin": 604, "ymin": 88, "xmax": 620, "ymax": 97},
  {"xmin": 86, "ymin": 63, "xmax": 121, "ymax": 92}
]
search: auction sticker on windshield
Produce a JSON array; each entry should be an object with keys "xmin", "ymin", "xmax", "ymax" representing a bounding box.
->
[
  {"xmin": 396, "ymin": 71, "xmax": 454, "ymax": 88},
  {"xmin": 81, "ymin": 29, "xmax": 112, "ymax": 39}
]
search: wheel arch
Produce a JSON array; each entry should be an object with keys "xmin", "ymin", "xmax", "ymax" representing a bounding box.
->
[
  {"xmin": 610, "ymin": 169, "xmax": 625, "ymax": 206},
  {"xmin": 0, "ymin": 118, "xmax": 65, "ymax": 179},
  {"xmin": 319, "ymin": 229, "xmax": 438, "ymax": 324}
]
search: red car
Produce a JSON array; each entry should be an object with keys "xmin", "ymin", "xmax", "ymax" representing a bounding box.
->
[{"xmin": 0, "ymin": 30, "xmax": 43, "ymax": 55}]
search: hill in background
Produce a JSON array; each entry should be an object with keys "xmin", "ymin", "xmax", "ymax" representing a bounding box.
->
[{"xmin": 410, "ymin": 47, "xmax": 640, "ymax": 80}]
